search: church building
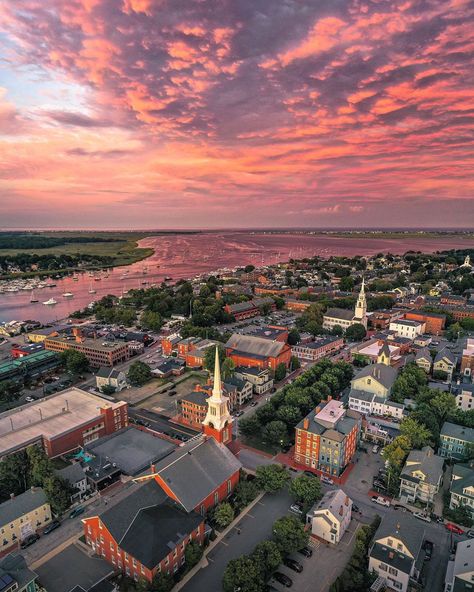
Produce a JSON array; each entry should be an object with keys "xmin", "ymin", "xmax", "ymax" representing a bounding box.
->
[{"xmin": 323, "ymin": 278, "xmax": 368, "ymax": 332}]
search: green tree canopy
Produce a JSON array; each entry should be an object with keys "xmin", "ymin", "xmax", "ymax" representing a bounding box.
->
[
  {"xmin": 262, "ymin": 420, "xmax": 288, "ymax": 446},
  {"xmin": 272, "ymin": 515, "xmax": 309, "ymax": 554},
  {"xmin": 400, "ymin": 417, "xmax": 432, "ymax": 448},
  {"xmin": 204, "ymin": 345, "xmax": 225, "ymax": 373},
  {"xmin": 61, "ymin": 349, "xmax": 89, "ymax": 375},
  {"xmin": 275, "ymin": 363, "xmax": 287, "ymax": 382},
  {"xmin": 289, "ymin": 475, "xmax": 322, "ymax": 510},
  {"xmin": 140, "ymin": 310, "xmax": 162, "ymax": 331},
  {"xmin": 221, "ymin": 357, "xmax": 235, "ymax": 380},
  {"xmin": 288, "ymin": 329, "xmax": 300, "ymax": 346},
  {"xmin": 222, "ymin": 556, "xmax": 264, "ymax": 592},
  {"xmin": 213, "ymin": 502, "xmax": 235, "ymax": 529},
  {"xmin": 252, "ymin": 540, "xmax": 282, "ymax": 580},
  {"xmin": 255, "ymin": 464, "xmax": 290, "ymax": 493},
  {"xmin": 345, "ymin": 323, "xmax": 367, "ymax": 341},
  {"xmin": 127, "ymin": 361, "xmax": 152, "ymax": 386}
]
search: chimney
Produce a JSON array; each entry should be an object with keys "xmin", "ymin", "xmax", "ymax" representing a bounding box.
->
[
  {"xmin": 327, "ymin": 395, "xmax": 332, "ymax": 402},
  {"xmin": 150, "ymin": 463, "xmax": 156, "ymax": 474},
  {"xmin": 303, "ymin": 418, "xmax": 309, "ymax": 430}
]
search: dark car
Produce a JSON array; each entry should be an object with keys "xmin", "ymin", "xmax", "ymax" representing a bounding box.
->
[
  {"xmin": 303, "ymin": 470, "xmax": 316, "ymax": 478},
  {"xmin": 273, "ymin": 572, "xmax": 293, "ymax": 588},
  {"xmin": 423, "ymin": 540, "xmax": 434, "ymax": 560},
  {"xmin": 70, "ymin": 506, "xmax": 85, "ymax": 519},
  {"xmin": 352, "ymin": 504, "xmax": 361, "ymax": 513},
  {"xmin": 283, "ymin": 558, "xmax": 303, "ymax": 573},
  {"xmin": 20, "ymin": 533, "xmax": 39, "ymax": 549},
  {"xmin": 168, "ymin": 390, "xmax": 177, "ymax": 397},
  {"xmin": 298, "ymin": 547, "xmax": 313, "ymax": 558},
  {"xmin": 43, "ymin": 520, "xmax": 60, "ymax": 534}
]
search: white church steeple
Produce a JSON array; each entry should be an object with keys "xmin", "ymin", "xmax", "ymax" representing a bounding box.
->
[
  {"xmin": 202, "ymin": 348, "xmax": 233, "ymax": 444},
  {"xmin": 353, "ymin": 277, "xmax": 367, "ymax": 328}
]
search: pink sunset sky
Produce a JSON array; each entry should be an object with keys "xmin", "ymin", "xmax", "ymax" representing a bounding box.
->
[{"xmin": 0, "ymin": 0, "xmax": 473, "ymax": 229}]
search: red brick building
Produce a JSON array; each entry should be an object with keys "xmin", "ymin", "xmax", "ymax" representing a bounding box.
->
[
  {"xmin": 404, "ymin": 311, "xmax": 446, "ymax": 335},
  {"xmin": 225, "ymin": 333, "xmax": 292, "ymax": 370},
  {"xmin": 224, "ymin": 297, "xmax": 276, "ymax": 321},
  {"xmin": 0, "ymin": 388, "xmax": 128, "ymax": 458},
  {"xmin": 285, "ymin": 299, "xmax": 312, "ymax": 312},
  {"xmin": 82, "ymin": 435, "xmax": 241, "ymax": 583},
  {"xmin": 177, "ymin": 337, "xmax": 201, "ymax": 359},
  {"xmin": 291, "ymin": 336, "xmax": 344, "ymax": 362},
  {"xmin": 10, "ymin": 343, "xmax": 44, "ymax": 358},
  {"xmin": 161, "ymin": 333, "xmax": 181, "ymax": 356}
]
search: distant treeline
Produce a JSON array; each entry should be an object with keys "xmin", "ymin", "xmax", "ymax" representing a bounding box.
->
[{"xmin": 0, "ymin": 233, "xmax": 123, "ymax": 250}]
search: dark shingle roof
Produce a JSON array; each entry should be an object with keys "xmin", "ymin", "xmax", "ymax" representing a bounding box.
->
[
  {"xmin": 373, "ymin": 511, "xmax": 425, "ymax": 558},
  {"xmin": 0, "ymin": 553, "xmax": 37, "ymax": 590},
  {"xmin": 0, "ymin": 488, "xmax": 47, "ymax": 527},
  {"xmin": 354, "ymin": 363, "xmax": 397, "ymax": 390},
  {"xmin": 324, "ymin": 308, "xmax": 354, "ymax": 321},
  {"xmin": 153, "ymin": 436, "xmax": 242, "ymax": 511},
  {"xmin": 56, "ymin": 463, "xmax": 86, "ymax": 485},
  {"xmin": 370, "ymin": 542, "xmax": 413, "ymax": 575},
  {"xmin": 181, "ymin": 391, "xmax": 208, "ymax": 406},
  {"xmin": 226, "ymin": 334, "xmax": 287, "ymax": 359},
  {"xmin": 441, "ymin": 422, "xmax": 474, "ymax": 442}
]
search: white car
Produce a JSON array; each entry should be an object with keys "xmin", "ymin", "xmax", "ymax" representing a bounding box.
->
[
  {"xmin": 414, "ymin": 512, "xmax": 432, "ymax": 523},
  {"xmin": 289, "ymin": 503, "xmax": 303, "ymax": 515},
  {"xmin": 321, "ymin": 476, "xmax": 334, "ymax": 485},
  {"xmin": 372, "ymin": 445, "xmax": 380, "ymax": 454},
  {"xmin": 25, "ymin": 396, "xmax": 35, "ymax": 403},
  {"xmin": 371, "ymin": 496, "xmax": 390, "ymax": 507}
]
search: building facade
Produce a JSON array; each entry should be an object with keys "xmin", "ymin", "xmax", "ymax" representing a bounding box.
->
[
  {"xmin": 306, "ymin": 489, "xmax": 352, "ymax": 545},
  {"xmin": 44, "ymin": 335, "xmax": 129, "ymax": 367},
  {"xmin": 439, "ymin": 422, "xmax": 474, "ymax": 460},
  {"xmin": 399, "ymin": 446, "xmax": 444, "ymax": 504},
  {"xmin": 291, "ymin": 336, "xmax": 344, "ymax": 362}
]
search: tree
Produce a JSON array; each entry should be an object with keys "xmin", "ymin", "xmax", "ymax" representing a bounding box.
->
[
  {"xmin": 100, "ymin": 384, "xmax": 116, "ymax": 396},
  {"xmin": 252, "ymin": 540, "xmax": 282, "ymax": 579},
  {"xmin": 27, "ymin": 445, "xmax": 51, "ymax": 487},
  {"xmin": 400, "ymin": 417, "xmax": 432, "ymax": 448},
  {"xmin": 244, "ymin": 265, "xmax": 255, "ymax": 273},
  {"xmin": 255, "ymin": 464, "xmax": 290, "ymax": 493},
  {"xmin": 446, "ymin": 322, "xmax": 464, "ymax": 342},
  {"xmin": 345, "ymin": 323, "xmax": 366, "ymax": 341},
  {"xmin": 221, "ymin": 357, "xmax": 235, "ymax": 380},
  {"xmin": 61, "ymin": 350, "xmax": 89, "ymax": 375},
  {"xmin": 431, "ymin": 391, "xmax": 456, "ymax": 424},
  {"xmin": 290, "ymin": 356, "xmax": 301, "ymax": 371},
  {"xmin": 0, "ymin": 450, "xmax": 30, "ymax": 500},
  {"xmin": 43, "ymin": 476, "xmax": 72, "ymax": 515},
  {"xmin": 275, "ymin": 363, "xmax": 287, "ymax": 382},
  {"xmin": 213, "ymin": 502, "xmax": 234, "ymax": 529},
  {"xmin": 238, "ymin": 414, "xmax": 261, "ymax": 437},
  {"xmin": 272, "ymin": 515, "xmax": 309, "ymax": 553},
  {"xmin": 288, "ymin": 329, "xmax": 300, "ymax": 346},
  {"xmin": 184, "ymin": 541, "xmax": 203, "ymax": 570},
  {"xmin": 140, "ymin": 310, "xmax": 162, "ymax": 331},
  {"xmin": 444, "ymin": 504, "xmax": 473, "ymax": 528},
  {"xmin": 150, "ymin": 572, "xmax": 174, "ymax": 592},
  {"xmin": 204, "ymin": 345, "xmax": 225, "ymax": 373},
  {"xmin": 339, "ymin": 276, "xmax": 354, "ymax": 292},
  {"xmin": 276, "ymin": 405, "xmax": 302, "ymax": 427},
  {"xmin": 262, "ymin": 420, "xmax": 288, "ymax": 446},
  {"xmin": 0, "ymin": 380, "xmax": 22, "ymax": 404},
  {"xmin": 127, "ymin": 361, "xmax": 152, "ymax": 386},
  {"xmin": 234, "ymin": 480, "xmax": 260, "ymax": 508},
  {"xmin": 289, "ymin": 475, "xmax": 322, "ymax": 510},
  {"xmin": 331, "ymin": 325, "xmax": 344, "ymax": 336},
  {"xmin": 222, "ymin": 556, "xmax": 263, "ymax": 592}
]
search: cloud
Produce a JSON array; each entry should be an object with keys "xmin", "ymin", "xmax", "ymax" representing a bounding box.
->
[{"xmin": 0, "ymin": 0, "xmax": 472, "ymax": 227}]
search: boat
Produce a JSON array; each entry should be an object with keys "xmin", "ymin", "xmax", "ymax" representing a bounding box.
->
[
  {"xmin": 30, "ymin": 290, "xmax": 39, "ymax": 303},
  {"xmin": 164, "ymin": 276, "xmax": 172, "ymax": 281},
  {"xmin": 72, "ymin": 274, "xmax": 79, "ymax": 281},
  {"xmin": 62, "ymin": 292, "xmax": 74, "ymax": 298},
  {"xmin": 88, "ymin": 282, "xmax": 96, "ymax": 294},
  {"xmin": 43, "ymin": 298, "xmax": 57, "ymax": 305}
]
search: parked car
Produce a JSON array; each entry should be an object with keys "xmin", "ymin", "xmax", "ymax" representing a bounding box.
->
[
  {"xmin": 466, "ymin": 530, "xmax": 474, "ymax": 539},
  {"xmin": 167, "ymin": 390, "xmax": 177, "ymax": 397},
  {"xmin": 250, "ymin": 401, "xmax": 258, "ymax": 407},
  {"xmin": 289, "ymin": 503, "xmax": 303, "ymax": 515},
  {"xmin": 372, "ymin": 445, "xmax": 380, "ymax": 454},
  {"xmin": 303, "ymin": 470, "xmax": 316, "ymax": 478},
  {"xmin": 297, "ymin": 547, "xmax": 313, "ymax": 558},
  {"xmin": 43, "ymin": 520, "xmax": 61, "ymax": 534},
  {"xmin": 283, "ymin": 558, "xmax": 303, "ymax": 573},
  {"xmin": 352, "ymin": 504, "xmax": 361, "ymax": 513},
  {"xmin": 393, "ymin": 504, "xmax": 411, "ymax": 513},
  {"xmin": 445, "ymin": 523, "xmax": 464, "ymax": 535},
  {"xmin": 371, "ymin": 496, "xmax": 390, "ymax": 507},
  {"xmin": 414, "ymin": 512, "xmax": 432, "ymax": 523},
  {"xmin": 234, "ymin": 411, "xmax": 244, "ymax": 417},
  {"xmin": 423, "ymin": 540, "xmax": 434, "ymax": 560},
  {"xmin": 321, "ymin": 476, "xmax": 334, "ymax": 485},
  {"xmin": 20, "ymin": 533, "xmax": 39, "ymax": 549},
  {"xmin": 25, "ymin": 396, "xmax": 35, "ymax": 403},
  {"xmin": 70, "ymin": 506, "xmax": 85, "ymax": 519},
  {"xmin": 273, "ymin": 572, "xmax": 293, "ymax": 588}
]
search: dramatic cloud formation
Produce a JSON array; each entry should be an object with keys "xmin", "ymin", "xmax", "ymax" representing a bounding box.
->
[{"xmin": 0, "ymin": 0, "xmax": 473, "ymax": 228}]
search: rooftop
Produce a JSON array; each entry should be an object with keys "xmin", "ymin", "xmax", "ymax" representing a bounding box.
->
[
  {"xmin": 45, "ymin": 336, "xmax": 127, "ymax": 353},
  {"xmin": 226, "ymin": 333, "xmax": 287, "ymax": 358},
  {"xmin": 315, "ymin": 399, "xmax": 345, "ymax": 427},
  {"xmin": 309, "ymin": 488, "xmax": 351, "ymax": 523},
  {"xmin": 0, "ymin": 388, "xmax": 126, "ymax": 457},
  {"xmin": 0, "ymin": 488, "xmax": 47, "ymax": 527},
  {"xmin": 441, "ymin": 421, "xmax": 474, "ymax": 442}
]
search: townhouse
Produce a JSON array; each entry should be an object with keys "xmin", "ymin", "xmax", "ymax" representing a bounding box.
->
[
  {"xmin": 306, "ymin": 489, "xmax": 352, "ymax": 545},
  {"xmin": 399, "ymin": 446, "xmax": 444, "ymax": 504},
  {"xmin": 439, "ymin": 422, "xmax": 474, "ymax": 460}
]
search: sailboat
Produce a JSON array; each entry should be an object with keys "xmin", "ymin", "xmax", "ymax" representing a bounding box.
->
[
  {"xmin": 30, "ymin": 289, "xmax": 39, "ymax": 303},
  {"xmin": 88, "ymin": 282, "xmax": 96, "ymax": 294},
  {"xmin": 62, "ymin": 292, "xmax": 74, "ymax": 298}
]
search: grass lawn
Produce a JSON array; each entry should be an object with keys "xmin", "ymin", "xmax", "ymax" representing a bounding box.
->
[{"xmin": 240, "ymin": 434, "xmax": 280, "ymax": 456}]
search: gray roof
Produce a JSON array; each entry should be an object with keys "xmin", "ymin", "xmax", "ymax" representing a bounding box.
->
[
  {"xmin": 85, "ymin": 427, "xmax": 176, "ymax": 476},
  {"xmin": 324, "ymin": 308, "xmax": 354, "ymax": 321},
  {"xmin": 0, "ymin": 553, "xmax": 37, "ymax": 590},
  {"xmin": 226, "ymin": 333, "xmax": 287, "ymax": 358},
  {"xmin": 373, "ymin": 511, "xmax": 425, "ymax": 558},
  {"xmin": 415, "ymin": 348, "xmax": 432, "ymax": 362},
  {"xmin": 450, "ymin": 540, "xmax": 474, "ymax": 592},
  {"xmin": 349, "ymin": 389, "xmax": 375, "ymax": 402},
  {"xmin": 56, "ymin": 463, "xmax": 86, "ymax": 485},
  {"xmin": 152, "ymin": 436, "xmax": 242, "ymax": 511},
  {"xmin": 0, "ymin": 488, "xmax": 48, "ymax": 527},
  {"xmin": 401, "ymin": 446, "xmax": 444, "ymax": 486},
  {"xmin": 450, "ymin": 462, "xmax": 474, "ymax": 497},
  {"xmin": 434, "ymin": 348, "xmax": 456, "ymax": 365},
  {"xmin": 95, "ymin": 367, "xmax": 122, "ymax": 379},
  {"xmin": 182, "ymin": 391, "xmax": 208, "ymax": 406},
  {"xmin": 370, "ymin": 542, "xmax": 413, "ymax": 575},
  {"xmin": 354, "ymin": 363, "xmax": 398, "ymax": 389},
  {"xmin": 441, "ymin": 422, "xmax": 474, "ymax": 442}
]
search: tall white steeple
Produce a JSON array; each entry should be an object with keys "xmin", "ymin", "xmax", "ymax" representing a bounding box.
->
[
  {"xmin": 202, "ymin": 348, "xmax": 233, "ymax": 443},
  {"xmin": 354, "ymin": 277, "xmax": 367, "ymax": 328}
]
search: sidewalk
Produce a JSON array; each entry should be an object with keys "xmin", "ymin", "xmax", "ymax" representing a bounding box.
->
[{"xmin": 174, "ymin": 492, "xmax": 265, "ymax": 592}]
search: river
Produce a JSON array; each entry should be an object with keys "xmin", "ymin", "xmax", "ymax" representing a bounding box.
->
[{"xmin": 1, "ymin": 231, "xmax": 473, "ymax": 324}]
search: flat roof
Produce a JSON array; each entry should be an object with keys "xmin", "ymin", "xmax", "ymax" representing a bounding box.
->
[
  {"xmin": 315, "ymin": 399, "xmax": 345, "ymax": 425},
  {"xmin": 45, "ymin": 336, "xmax": 127, "ymax": 353},
  {"xmin": 0, "ymin": 388, "xmax": 125, "ymax": 457}
]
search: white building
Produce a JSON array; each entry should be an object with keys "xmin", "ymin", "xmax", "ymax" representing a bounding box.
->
[
  {"xmin": 349, "ymin": 390, "xmax": 405, "ymax": 420},
  {"xmin": 389, "ymin": 319, "xmax": 425, "ymax": 340},
  {"xmin": 455, "ymin": 384, "xmax": 474, "ymax": 412},
  {"xmin": 323, "ymin": 279, "xmax": 367, "ymax": 331},
  {"xmin": 444, "ymin": 539, "xmax": 474, "ymax": 592},
  {"xmin": 95, "ymin": 367, "xmax": 128, "ymax": 392},
  {"xmin": 306, "ymin": 489, "xmax": 352, "ymax": 544},
  {"xmin": 369, "ymin": 513, "xmax": 425, "ymax": 592}
]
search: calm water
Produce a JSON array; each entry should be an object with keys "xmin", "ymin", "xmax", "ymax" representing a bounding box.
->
[{"xmin": 1, "ymin": 232, "xmax": 473, "ymax": 324}]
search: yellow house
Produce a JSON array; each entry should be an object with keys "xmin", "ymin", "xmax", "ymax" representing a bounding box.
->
[
  {"xmin": 26, "ymin": 328, "xmax": 61, "ymax": 343},
  {"xmin": 351, "ymin": 363, "xmax": 398, "ymax": 399},
  {"xmin": 433, "ymin": 349, "xmax": 456, "ymax": 382},
  {"xmin": 0, "ymin": 487, "xmax": 52, "ymax": 550}
]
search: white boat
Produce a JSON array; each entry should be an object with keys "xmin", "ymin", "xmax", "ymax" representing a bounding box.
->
[
  {"xmin": 43, "ymin": 298, "xmax": 57, "ymax": 305},
  {"xmin": 88, "ymin": 282, "xmax": 96, "ymax": 294},
  {"xmin": 30, "ymin": 290, "xmax": 39, "ymax": 303},
  {"xmin": 62, "ymin": 292, "xmax": 74, "ymax": 298}
]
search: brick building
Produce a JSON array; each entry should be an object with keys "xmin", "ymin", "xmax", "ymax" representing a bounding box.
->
[
  {"xmin": 285, "ymin": 299, "xmax": 312, "ymax": 312},
  {"xmin": 461, "ymin": 338, "xmax": 474, "ymax": 378},
  {"xmin": 44, "ymin": 333, "xmax": 129, "ymax": 368},
  {"xmin": 10, "ymin": 343, "xmax": 44, "ymax": 359},
  {"xmin": 294, "ymin": 399, "xmax": 361, "ymax": 478},
  {"xmin": 291, "ymin": 336, "xmax": 344, "ymax": 362},
  {"xmin": 177, "ymin": 337, "xmax": 201, "ymax": 360},
  {"xmin": 225, "ymin": 333, "xmax": 292, "ymax": 370},
  {"xmin": 161, "ymin": 333, "xmax": 181, "ymax": 356},
  {"xmin": 0, "ymin": 388, "xmax": 128, "ymax": 458},
  {"xmin": 224, "ymin": 297, "xmax": 276, "ymax": 321},
  {"xmin": 403, "ymin": 311, "xmax": 446, "ymax": 335}
]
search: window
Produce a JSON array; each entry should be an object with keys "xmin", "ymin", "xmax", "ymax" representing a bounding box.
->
[
  {"xmin": 227, "ymin": 480, "xmax": 232, "ymax": 494},
  {"xmin": 214, "ymin": 491, "xmax": 219, "ymax": 505},
  {"xmin": 388, "ymin": 567, "xmax": 398, "ymax": 576}
]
